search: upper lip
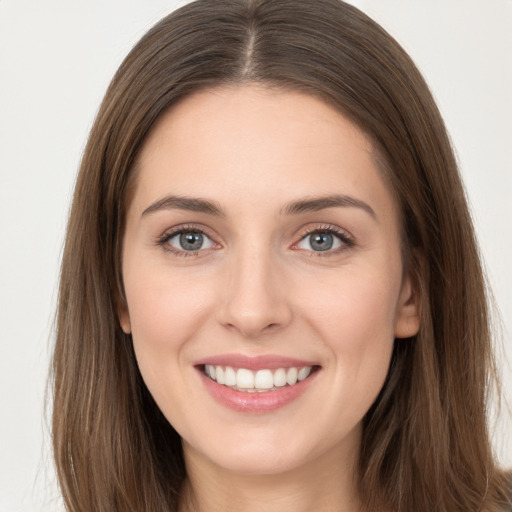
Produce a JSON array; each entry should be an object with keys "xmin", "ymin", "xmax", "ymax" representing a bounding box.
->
[{"xmin": 193, "ymin": 354, "xmax": 319, "ymax": 370}]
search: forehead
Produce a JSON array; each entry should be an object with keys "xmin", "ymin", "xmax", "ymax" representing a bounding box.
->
[{"xmin": 129, "ymin": 85, "xmax": 399, "ymax": 226}]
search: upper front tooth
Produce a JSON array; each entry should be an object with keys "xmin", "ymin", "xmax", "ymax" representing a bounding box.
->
[
  {"xmin": 254, "ymin": 369, "xmax": 274, "ymax": 389},
  {"xmin": 236, "ymin": 368, "xmax": 255, "ymax": 389}
]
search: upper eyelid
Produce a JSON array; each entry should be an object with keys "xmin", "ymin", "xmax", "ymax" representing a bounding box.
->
[
  {"xmin": 296, "ymin": 224, "xmax": 353, "ymax": 240},
  {"xmin": 161, "ymin": 223, "xmax": 218, "ymax": 240}
]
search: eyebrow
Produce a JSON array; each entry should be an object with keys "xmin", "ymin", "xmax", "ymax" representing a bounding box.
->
[
  {"xmin": 142, "ymin": 195, "xmax": 224, "ymax": 217},
  {"xmin": 141, "ymin": 193, "xmax": 376, "ymax": 220},
  {"xmin": 282, "ymin": 194, "xmax": 377, "ymax": 220}
]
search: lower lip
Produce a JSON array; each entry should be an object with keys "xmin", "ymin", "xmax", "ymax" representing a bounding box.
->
[{"xmin": 198, "ymin": 368, "xmax": 318, "ymax": 413}]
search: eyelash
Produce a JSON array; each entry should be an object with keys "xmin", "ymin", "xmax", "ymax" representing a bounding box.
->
[
  {"xmin": 156, "ymin": 224, "xmax": 217, "ymax": 258},
  {"xmin": 294, "ymin": 225, "xmax": 355, "ymax": 257},
  {"xmin": 156, "ymin": 224, "xmax": 355, "ymax": 258}
]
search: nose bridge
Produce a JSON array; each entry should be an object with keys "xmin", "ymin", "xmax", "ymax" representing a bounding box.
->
[{"xmin": 218, "ymin": 238, "xmax": 292, "ymax": 337}]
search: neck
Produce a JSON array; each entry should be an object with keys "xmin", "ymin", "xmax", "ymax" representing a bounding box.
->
[{"xmin": 179, "ymin": 438, "xmax": 362, "ymax": 512}]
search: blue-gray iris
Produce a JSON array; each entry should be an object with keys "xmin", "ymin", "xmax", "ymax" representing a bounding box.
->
[
  {"xmin": 310, "ymin": 233, "xmax": 333, "ymax": 251},
  {"xmin": 180, "ymin": 232, "xmax": 204, "ymax": 251}
]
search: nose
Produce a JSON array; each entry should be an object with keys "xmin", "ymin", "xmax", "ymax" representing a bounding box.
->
[{"xmin": 216, "ymin": 249, "xmax": 293, "ymax": 339}]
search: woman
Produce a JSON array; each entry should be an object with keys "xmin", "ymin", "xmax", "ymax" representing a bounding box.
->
[{"xmin": 51, "ymin": 0, "xmax": 511, "ymax": 510}]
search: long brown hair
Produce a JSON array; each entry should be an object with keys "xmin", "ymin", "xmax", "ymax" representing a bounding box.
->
[{"xmin": 52, "ymin": 1, "xmax": 511, "ymax": 510}]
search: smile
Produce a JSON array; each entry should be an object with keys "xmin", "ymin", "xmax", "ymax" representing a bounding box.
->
[
  {"xmin": 204, "ymin": 365, "xmax": 313, "ymax": 392},
  {"xmin": 195, "ymin": 355, "xmax": 320, "ymax": 412}
]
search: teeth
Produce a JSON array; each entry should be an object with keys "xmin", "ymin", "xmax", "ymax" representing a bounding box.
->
[
  {"xmin": 298, "ymin": 367, "xmax": 311, "ymax": 381},
  {"xmin": 254, "ymin": 369, "xmax": 274, "ymax": 389},
  {"xmin": 286, "ymin": 367, "xmax": 298, "ymax": 386},
  {"xmin": 215, "ymin": 366, "xmax": 225, "ymax": 385},
  {"xmin": 224, "ymin": 366, "xmax": 237, "ymax": 386},
  {"xmin": 236, "ymin": 368, "xmax": 254, "ymax": 389},
  {"xmin": 204, "ymin": 364, "xmax": 314, "ymax": 391},
  {"xmin": 273, "ymin": 368, "xmax": 287, "ymax": 387}
]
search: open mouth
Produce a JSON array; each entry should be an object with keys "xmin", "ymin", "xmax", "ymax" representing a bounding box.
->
[{"xmin": 201, "ymin": 364, "xmax": 320, "ymax": 392}]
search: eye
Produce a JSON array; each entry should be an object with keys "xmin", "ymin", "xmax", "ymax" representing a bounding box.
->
[
  {"xmin": 160, "ymin": 229, "xmax": 216, "ymax": 254},
  {"xmin": 295, "ymin": 227, "xmax": 353, "ymax": 253}
]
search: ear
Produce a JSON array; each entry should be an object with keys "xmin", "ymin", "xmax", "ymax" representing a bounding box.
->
[
  {"xmin": 394, "ymin": 271, "xmax": 421, "ymax": 339},
  {"xmin": 116, "ymin": 296, "xmax": 132, "ymax": 334}
]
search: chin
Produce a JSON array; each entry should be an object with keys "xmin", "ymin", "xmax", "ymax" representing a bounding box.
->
[{"xmin": 202, "ymin": 442, "xmax": 312, "ymax": 476}]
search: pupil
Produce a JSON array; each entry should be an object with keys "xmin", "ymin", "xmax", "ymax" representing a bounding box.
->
[
  {"xmin": 180, "ymin": 232, "xmax": 203, "ymax": 250},
  {"xmin": 311, "ymin": 233, "xmax": 333, "ymax": 251}
]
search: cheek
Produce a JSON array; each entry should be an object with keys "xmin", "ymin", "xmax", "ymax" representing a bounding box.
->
[
  {"xmin": 124, "ymin": 271, "xmax": 218, "ymax": 433},
  {"xmin": 305, "ymin": 265, "xmax": 400, "ymax": 341},
  {"xmin": 301, "ymin": 266, "xmax": 400, "ymax": 394},
  {"xmin": 124, "ymin": 270, "xmax": 212, "ymax": 376}
]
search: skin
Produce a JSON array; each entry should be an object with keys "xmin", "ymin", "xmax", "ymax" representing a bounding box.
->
[{"xmin": 119, "ymin": 85, "xmax": 420, "ymax": 512}]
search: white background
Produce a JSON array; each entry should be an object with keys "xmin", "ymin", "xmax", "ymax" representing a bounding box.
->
[{"xmin": 1, "ymin": 1, "xmax": 511, "ymax": 511}]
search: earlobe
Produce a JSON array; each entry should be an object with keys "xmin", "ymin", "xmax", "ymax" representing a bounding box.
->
[
  {"xmin": 119, "ymin": 310, "xmax": 132, "ymax": 334},
  {"xmin": 117, "ymin": 298, "xmax": 132, "ymax": 334},
  {"xmin": 394, "ymin": 273, "xmax": 421, "ymax": 339}
]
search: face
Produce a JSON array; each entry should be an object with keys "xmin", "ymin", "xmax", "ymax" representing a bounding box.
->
[{"xmin": 120, "ymin": 86, "xmax": 420, "ymax": 478}]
